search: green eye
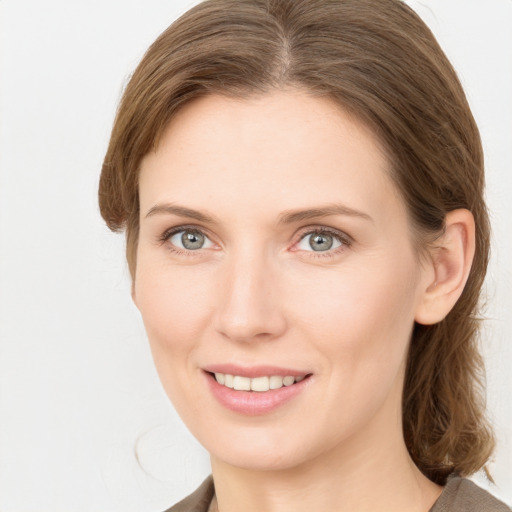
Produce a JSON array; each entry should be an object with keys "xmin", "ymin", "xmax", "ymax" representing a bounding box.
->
[
  {"xmin": 297, "ymin": 231, "xmax": 343, "ymax": 252},
  {"xmin": 168, "ymin": 229, "xmax": 214, "ymax": 251}
]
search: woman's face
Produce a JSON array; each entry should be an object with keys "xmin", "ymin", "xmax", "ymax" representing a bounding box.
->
[{"xmin": 134, "ymin": 90, "xmax": 432, "ymax": 472}]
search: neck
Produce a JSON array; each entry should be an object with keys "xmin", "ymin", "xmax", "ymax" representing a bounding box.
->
[
  {"xmin": 211, "ymin": 439, "xmax": 441, "ymax": 512},
  {"xmin": 210, "ymin": 378, "xmax": 442, "ymax": 512}
]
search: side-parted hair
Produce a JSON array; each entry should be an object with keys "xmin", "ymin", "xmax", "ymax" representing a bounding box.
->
[{"xmin": 99, "ymin": 0, "xmax": 494, "ymax": 485}]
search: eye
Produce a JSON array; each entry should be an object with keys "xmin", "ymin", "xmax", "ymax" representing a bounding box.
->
[
  {"xmin": 165, "ymin": 227, "xmax": 214, "ymax": 251},
  {"xmin": 296, "ymin": 228, "xmax": 350, "ymax": 256}
]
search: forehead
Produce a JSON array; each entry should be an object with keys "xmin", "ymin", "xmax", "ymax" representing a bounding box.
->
[{"xmin": 138, "ymin": 89, "xmax": 404, "ymax": 226}]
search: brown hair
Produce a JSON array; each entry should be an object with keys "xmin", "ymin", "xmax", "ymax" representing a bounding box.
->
[{"xmin": 99, "ymin": 0, "xmax": 494, "ymax": 485}]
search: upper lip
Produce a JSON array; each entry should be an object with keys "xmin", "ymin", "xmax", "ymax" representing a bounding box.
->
[{"xmin": 203, "ymin": 364, "xmax": 311, "ymax": 378}]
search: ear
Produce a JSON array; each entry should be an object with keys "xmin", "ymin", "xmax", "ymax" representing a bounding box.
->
[{"xmin": 414, "ymin": 209, "xmax": 476, "ymax": 325}]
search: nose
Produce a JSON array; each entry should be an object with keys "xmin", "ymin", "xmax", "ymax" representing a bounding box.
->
[{"xmin": 213, "ymin": 246, "xmax": 288, "ymax": 343}]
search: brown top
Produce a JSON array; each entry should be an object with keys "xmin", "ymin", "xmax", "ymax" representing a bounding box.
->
[
  {"xmin": 165, "ymin": 475, "xmax": 511, "ymax": 512},
  {"xmin": 429, "ymin": 477, "xmax": 510, "ymax": 512}
]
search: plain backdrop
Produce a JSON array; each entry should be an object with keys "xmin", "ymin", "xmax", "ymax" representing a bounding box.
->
[{"xmin": 0, "ymin": 1, "xmax": 511, "ymax": 511}]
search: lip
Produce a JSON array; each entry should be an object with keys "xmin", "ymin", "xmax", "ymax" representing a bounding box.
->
[
  {"xmin": 203, "ymin": 364, "xmax": 310, "ymax": 379},
  {"xmin": 203, "ymin": 367, "xmax": 312, "ymax": 416}
]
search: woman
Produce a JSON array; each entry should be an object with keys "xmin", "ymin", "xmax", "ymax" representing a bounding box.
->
[{"xmin": 98, "ymin": 0, "xmax": 510, "ymax": 510}]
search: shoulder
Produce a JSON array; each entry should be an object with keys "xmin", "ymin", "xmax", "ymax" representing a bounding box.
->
[
  {"xmin": 430, "ymin": 476, "xmax": 511, "ymax": 512},
  {"xmin": 162, "ymin": 476, "xmax": 215, "ymax": 512}
]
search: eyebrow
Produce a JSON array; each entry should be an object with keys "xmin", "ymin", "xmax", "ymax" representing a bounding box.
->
[{"xmin": 145, "ymin": 202, "xmax": 373, "ymax": 224}]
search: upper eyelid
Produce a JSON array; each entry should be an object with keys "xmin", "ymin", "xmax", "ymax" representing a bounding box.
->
[
  {"xmin": 161, "ymin": 224, "xmax": 212, "ymax": 238},
  {"xmin": 300, "ymin": 226, "xmax": 352, "ymax": 241}
]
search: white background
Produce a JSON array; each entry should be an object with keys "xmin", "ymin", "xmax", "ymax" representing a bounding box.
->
[{"xmin": 0, "ymin": 1, "xmax": 510, "ymax": 511}]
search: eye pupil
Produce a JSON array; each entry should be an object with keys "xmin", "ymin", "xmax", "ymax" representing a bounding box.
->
[
  {"xmin": 182, "ymin": 230, "xmax": 204, "ymax": 250},
  {"xmin": 310, "ymin": 233, "xmax": 333, "ymax": 251}
]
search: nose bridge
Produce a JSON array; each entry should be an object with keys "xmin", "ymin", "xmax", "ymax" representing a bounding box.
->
[{"xmin": 214, "ymin": 242, "xmax": 287, "ymax": 342}]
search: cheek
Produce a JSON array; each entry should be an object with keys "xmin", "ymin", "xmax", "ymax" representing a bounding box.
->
[
  {"xmin": 289, "ymin": 255, "xmax": 419, "ymax": 379},
  {"xmin": 287, "ymin": 259, "xmax": 419, "ymax": 433},
  {"xmin": 133, "ymin": 261, "xmax": 220, "ymax": 420},
  {"xmin": 133, "ymin": 260, "xmax": 215, "ymax": 367}
]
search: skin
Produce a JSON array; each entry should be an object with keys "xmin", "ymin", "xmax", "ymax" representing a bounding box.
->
[{"xmin": 133, "ymin": 90, "xmax": 474, "ymax": 512}]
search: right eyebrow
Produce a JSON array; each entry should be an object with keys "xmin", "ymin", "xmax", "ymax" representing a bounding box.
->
[{"xmin": 145, "ymin": 204, "xmax": 220, "ymax": 224}]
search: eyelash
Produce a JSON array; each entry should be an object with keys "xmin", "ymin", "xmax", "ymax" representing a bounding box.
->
[{"xmin": 158, "ymin": 224, "xmax": 353, "ymax": 260}]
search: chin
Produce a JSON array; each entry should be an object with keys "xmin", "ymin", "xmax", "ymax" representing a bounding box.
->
[
  {"xmin": 210, "ymin": 444, "xmax": 308, "ymax": 472},
  {"xmin": 194, "ymin": 421, "xmax": 326, "ymax": 473}
]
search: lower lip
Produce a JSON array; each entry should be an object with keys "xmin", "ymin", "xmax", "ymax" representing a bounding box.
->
[{"xmin": 205, "ymin": 372, "xmax": 311, "ymax": 416}]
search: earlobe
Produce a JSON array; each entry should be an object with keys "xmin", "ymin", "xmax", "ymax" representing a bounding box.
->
[{"xmin": 414, "ymin": 209, "xmax": 476, "ymax": 325}]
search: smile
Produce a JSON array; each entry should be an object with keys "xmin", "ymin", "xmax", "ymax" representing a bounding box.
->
[
  {"xmin": 214, "ymin": 373, "xmax": 306, "ymax": 392},
  {"xmin": 206, "ymin": 369, "xmax": 312, "ymax": 415}
]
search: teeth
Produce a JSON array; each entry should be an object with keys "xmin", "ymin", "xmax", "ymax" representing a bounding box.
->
[
  {"xmin": 233, "ymin": 376, "xmax": 251, "ymax": 391},
  {"xmin": 214, "ymin": 373, "xmax": 306, "ymax": 392},
  {"xmin": 269, "ymin": 375, "xmax": 284, "ymax": 390},
  {"xmin": 251, "ymin": 376, "xmax": 269, "ymax": 392},
  {"xmin": 283, "ymin": 376, "xmax": 295, "ymax": 386}
]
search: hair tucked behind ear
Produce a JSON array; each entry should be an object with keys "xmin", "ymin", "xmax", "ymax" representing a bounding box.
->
[{"xmin": 99, "ymin": 0, "xmax": 494, "ymax": 485}]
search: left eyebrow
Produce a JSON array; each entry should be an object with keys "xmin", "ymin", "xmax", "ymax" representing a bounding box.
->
[{"xmin": 276, "ymin": 203, "xmax": 373, "ymax": 225}]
